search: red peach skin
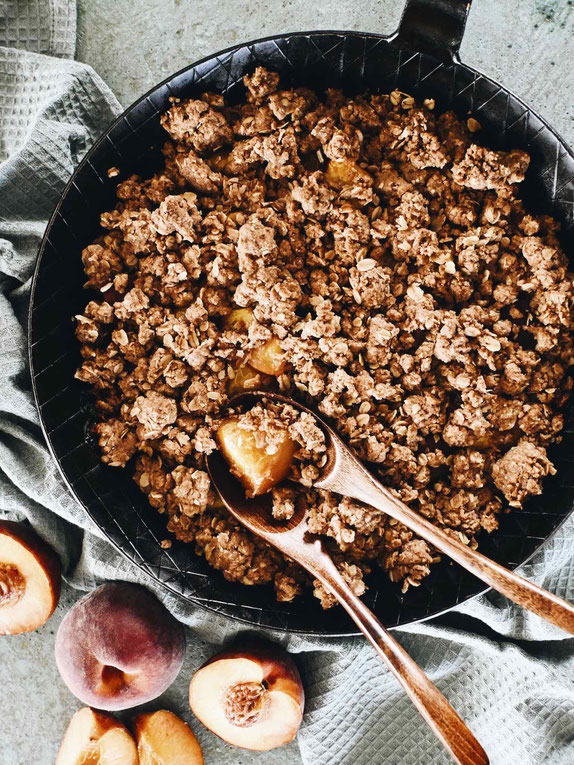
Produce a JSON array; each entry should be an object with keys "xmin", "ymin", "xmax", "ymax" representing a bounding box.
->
[
  {"xmin": 189, "ymin": 639, "xmax": 304, "ymax": 750},
  {"xmin": 55, "ymin": 582, "xmax": 185, "ymax": 710}
]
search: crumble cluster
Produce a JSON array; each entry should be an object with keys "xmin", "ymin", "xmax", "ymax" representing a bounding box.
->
[{"xmin": 75, "ymin": 67, "xmax": 574, "ymax": 607}]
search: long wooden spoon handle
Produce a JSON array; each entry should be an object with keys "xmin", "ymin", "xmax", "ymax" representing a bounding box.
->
[
  {"xmin": 345, "ymin": 468, "xmax": 574, "ymax": 634},
  {"xmin": 313, "ymin": 557, "xmax": 489, "ymax": 765}
]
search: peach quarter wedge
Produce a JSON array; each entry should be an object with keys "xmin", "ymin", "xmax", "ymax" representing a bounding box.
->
[
  {"xmin": 189, "ymin": 640, "xmax": 304, "ymax": 751},
  {"xmin": 217, "ymin": 416, "xmax": 297, "ymax": 496},
  {"xmin": 56, "ymin": 707, "xmax": 138, "ymax": 765},
  {"xmin": 0, "ymin": 520, "xmax": 61, "ymax": 635},
  {"xmin": 133, "ymin": 709, "xmax": 204, "ymax": 765}
]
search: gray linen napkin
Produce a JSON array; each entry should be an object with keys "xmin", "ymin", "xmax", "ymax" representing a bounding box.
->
[{"xmin": 1, "ymin": 2, "xmax": 573, "ymax": 764}]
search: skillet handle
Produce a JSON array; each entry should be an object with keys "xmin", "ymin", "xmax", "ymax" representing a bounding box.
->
[{"xmin": 393, "ymin": 0, "xmax": 472, "ymax": 63}]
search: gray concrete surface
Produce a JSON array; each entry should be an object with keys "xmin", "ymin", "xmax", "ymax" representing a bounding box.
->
[{"xmin": 2, "ymin": 0, "xmax": 574, "ymax": 763}]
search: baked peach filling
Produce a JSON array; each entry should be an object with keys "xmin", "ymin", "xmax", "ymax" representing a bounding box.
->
[
  {"xmin": 325, "ymin": 157, "xmax": 372, "ymax": 189},
  {"xmin": 226, "ymin": 308, "xmax": 288, "ymax": 378},
  {"xmin": 228, "ymin": 363, "xmax": 273, "ymax": 395},
  {"xmin": 217, "ymin": 416, "xmax": 297, "ymax": 497}
]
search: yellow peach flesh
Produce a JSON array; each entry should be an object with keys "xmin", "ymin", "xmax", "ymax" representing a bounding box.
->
[
  {"xmin": 134, "ymin": 709, "xmax": 204, "ymax": 765},
  {"xmin": 55, "ymin": 707, "xmax": 138, "ymax": 765},
  {"xmin": 325, "ymin": 158, "xmax": 372, "ymax": 189},
  {"xmin": 225, "ymin": 308, "xmax": 287, "ymax": 377},
  {"xmin": 225, "ymin": 308, "xmax": 254, "ymax": 331},
  {"xmin": 228, "ymin": 364, "xmax": 273, "ymax": 396},
  {"xmin": 249, "ymin": 338, "xmax": 288, "ymax": 376},
  {"xmin": 217, "ymin": 417, "xmax": 296, "ymax": 496}
]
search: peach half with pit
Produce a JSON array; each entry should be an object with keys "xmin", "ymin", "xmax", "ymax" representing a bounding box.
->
[
  {"xmin": 56, "ymin": 707, "xmax": 138, "ymax": 765},
  {"xmin": 189, "ymin": 639, "xmax": 304, "ymax": 751},
  {"xmin": 55, "ymin": 581, "xmax": 185, "ymax": 711},
  {"xmin": 0, "ymin": 520, "xmax": 61, "ymax": 635}
]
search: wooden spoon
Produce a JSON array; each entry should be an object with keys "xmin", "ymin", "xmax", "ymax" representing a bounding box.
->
[
  {"xmin": 207, "ymin": 401, "xmax": 490, "ymax": 765},
  {"xmin": 216, "ymin": 391, "xmax": 574, "ymax": 635}
]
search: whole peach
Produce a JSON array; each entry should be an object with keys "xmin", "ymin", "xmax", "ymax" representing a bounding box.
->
[{"xmin": 55, "ymin": 581, "xmax": 185, "ymax": 710}]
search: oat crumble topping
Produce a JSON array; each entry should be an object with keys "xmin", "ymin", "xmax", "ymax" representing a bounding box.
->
[{"xmin": 75, "ymin": 67, "xmax": 574, "ymax": 607}]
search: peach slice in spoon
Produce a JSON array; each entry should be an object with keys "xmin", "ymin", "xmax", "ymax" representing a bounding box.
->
[{"xmin": 217, "ymin": 416, "xmax": 296, "ymax": 497}]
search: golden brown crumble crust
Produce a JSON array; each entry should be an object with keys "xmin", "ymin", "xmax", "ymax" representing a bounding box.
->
[{"xmin": 76, "ymin": 67, "xmax": 574, "ymax": 606}]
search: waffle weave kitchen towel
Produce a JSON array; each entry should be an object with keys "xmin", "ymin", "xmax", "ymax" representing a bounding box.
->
[{"xmin": 1, "ymin": 2, "xmax": 573, "ymax": 764}]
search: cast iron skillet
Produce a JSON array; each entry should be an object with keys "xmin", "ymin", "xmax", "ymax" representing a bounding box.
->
[{"xmin": 29, "ymin": 0, "xmax": 574, "ymax": 635}]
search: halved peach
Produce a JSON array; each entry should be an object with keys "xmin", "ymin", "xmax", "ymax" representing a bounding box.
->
[
  {"xmin": 225, "ymin": 307, "xmax": 287, "ymax": 377},
  {"xmin": 56, "ymin": 707, "xmax": 138, "ymax": 765},
  {"xmin": 189, "ymin": 641, "xmax": 304, "ymax": 751},
  {"xmin": 228, "ymin": 364, "xmax": 273, "ymax": 396},
  {"xmin": 133, "ymin": 709, "xmax": 203, "ymax": 765},
  {"xmin": 208, "ymin": 147, "xmax": 230, "ymax": 172},
  {"xmin": 0, "ymin": 520, "xmax": 61, "ymax": 635},
  {"xmin": 217, "ymin": 417, "xmax": 296, "ymax": 496},
  {"xmin": 325, "ymin": 158, "xmax": 372, "ymax": 189},
  {"xmin": 249, "ymin": 338, "xmax": 288, "ymax": 376}
]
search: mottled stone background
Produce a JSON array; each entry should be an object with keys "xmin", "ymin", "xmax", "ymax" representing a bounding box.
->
[{"xmin": 2, "ymin": 0, "xmax": 573, "ymax": 763}]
